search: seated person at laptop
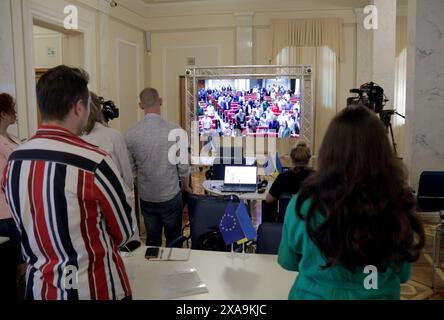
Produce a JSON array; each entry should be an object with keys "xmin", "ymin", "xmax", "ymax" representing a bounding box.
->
[{"xmin": 266, "ymin": 142, "xmax": 314, "ymax": 204}]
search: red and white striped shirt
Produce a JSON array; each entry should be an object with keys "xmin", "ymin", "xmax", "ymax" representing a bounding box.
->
[{"xmin": 2, "ymin": 125, "xmax": 137, "ymax": 300}]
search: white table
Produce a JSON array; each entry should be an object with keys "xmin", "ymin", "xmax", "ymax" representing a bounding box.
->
[
  {"xmin": 0, "ymin": 236, "xmax": 9, "ymax": 245},
  {"xmin": 203, "ymin": 180, "xmax": 270, "ymax": 201},
  {"xmin": 123, "ymin": 247, "xmax": 296, "ymax": 300}
]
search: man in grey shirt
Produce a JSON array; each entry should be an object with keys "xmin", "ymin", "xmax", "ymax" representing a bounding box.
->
[{"xmin": 126, "ymin": 88, "xmax": 191, "ymax": 247}]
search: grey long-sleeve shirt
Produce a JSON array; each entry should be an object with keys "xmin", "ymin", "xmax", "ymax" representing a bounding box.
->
[{"xmin": 125, "ymin": 113, "xmax": 190, "ymax": 203}]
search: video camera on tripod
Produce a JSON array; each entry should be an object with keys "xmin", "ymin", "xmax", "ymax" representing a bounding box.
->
[
  {"xmin": 347, "ymin": 82, "xmax": 389, "ymax": 113},
  {"xmin": 98, "ymin": 97, "xmax": 119, "ymax": 123},
  {"xmin": 348, "ymin": 82, "xmax": 405, "ymax": 156}
]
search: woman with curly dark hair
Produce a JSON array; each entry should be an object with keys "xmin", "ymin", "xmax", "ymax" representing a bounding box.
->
[
  {"xmin": 278, "ymin": 105, "xmax": 425, "ymax": 300},
  {"xmin": 0, "ymin": 93, "xmax": 22, "ymax": 299}
]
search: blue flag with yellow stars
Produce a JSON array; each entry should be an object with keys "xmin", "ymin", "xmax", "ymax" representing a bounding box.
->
[{"xmin": 219, "ymin": 201, "xmax": 245, "ymax": 245}]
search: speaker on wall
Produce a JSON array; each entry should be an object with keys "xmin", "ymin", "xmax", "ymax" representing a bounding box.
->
[{"xmin": 145, "ymin": 31, "xmax": 151, "ymax": 52}]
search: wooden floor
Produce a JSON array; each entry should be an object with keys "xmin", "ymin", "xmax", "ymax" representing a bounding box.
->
[{"xmin": 138, "ymin": 169, "xmax": 444, "ymax": 300}]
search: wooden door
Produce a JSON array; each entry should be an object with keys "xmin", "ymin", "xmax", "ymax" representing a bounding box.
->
[
  {"xmin": 35, "ymin": 68, "xmax": 49, "ymax": 127},
  {"xmin": 179, "ymin": 76, "xmax": 206, "ymax": 129}
]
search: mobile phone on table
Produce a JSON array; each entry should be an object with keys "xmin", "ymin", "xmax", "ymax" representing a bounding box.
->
[
  {"xmin": 120, "ymin": 240, "xmax": 141, "ymax": 253},
  {"xmin": 145, "ymin": 247, "xmax": 160, "ymax": 259}
]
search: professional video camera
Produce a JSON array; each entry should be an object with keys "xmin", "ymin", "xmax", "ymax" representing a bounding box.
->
[
  {"xmin": 99, "ymin": 97, "xmax": 119, "ymax": 123},
  {"xmin": 347, "ymin": 82, "xmax": 405, "ymax": 157},
  {"xmin": 347, "ymin": 82, "xmax": 389, "ymax": 114}
]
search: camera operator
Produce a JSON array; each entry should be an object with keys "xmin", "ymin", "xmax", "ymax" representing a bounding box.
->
[{"xmin": 82, "ymin": 92, "xmax": 134, "ymax": 191}]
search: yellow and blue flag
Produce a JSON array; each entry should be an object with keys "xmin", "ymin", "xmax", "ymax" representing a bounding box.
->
[
  {"xmin": 264, "ymin": 153, "xmax": 283, "ymax": 178},
  {"xmin": 234, "ymin": 201, "xmax": 257, "ymax": 245},
  {"xmin": 274, "ymin": 152, "xmax": 283, "ymax": 178}
]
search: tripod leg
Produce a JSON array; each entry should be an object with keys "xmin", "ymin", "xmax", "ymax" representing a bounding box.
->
[{"xmin": 388, "ymin": 124, "xmax": 398, "ymax": 157}]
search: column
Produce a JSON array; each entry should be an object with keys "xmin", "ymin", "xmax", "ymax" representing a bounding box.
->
[
  {"xmin": 371, "ymin": 0, "xmax": 397, "ymax": 110},
  {"xmin": 235, "ymin": 13, "xmax": 254, "ymax": 66},
  {"xmin": 405, "ymin": 0, "xmax": 444, "ymax": 189},
  {"xmin": 355, "ymin": 8, "xmax": 373, "ymax": 87},
  {"xmin": 1, "ymin": 0, "xmax": 31, "ymax": 139},
  {"xmin": 355, "ymin": 1, "xmax": 397, "ymax": 110},
  {"xmin": 0, "ymin": 0, "xmax": 15, "ymax": 95},
  {"xmin": 0, "ymin": 0, "xmax": 18, "ymax": 137}
]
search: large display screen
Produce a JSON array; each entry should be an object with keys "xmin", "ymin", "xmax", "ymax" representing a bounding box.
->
[{"xmin": 197, "ymin": 78, "xmax": 301, "ymax": 139}]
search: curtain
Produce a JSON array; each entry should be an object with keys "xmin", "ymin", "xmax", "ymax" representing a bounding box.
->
[
  {"xmin": 275, "ymin": 46, "xmax": 337, "ymax": 155},
  {"xmin": 272, "ymin": 18, "xmax": 343, "ymax": 62},
  {"xmin": 272, "ymin": 18, "xmax": 341, "ymax": 154},
  {"xmin": 394, "ymin": 16, "xmax": 407, "ymax": 158}
]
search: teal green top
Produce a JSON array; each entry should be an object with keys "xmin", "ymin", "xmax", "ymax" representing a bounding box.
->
[{"xmin": 278, "ymin": 196, "xmax": 411, "ymax": 300}]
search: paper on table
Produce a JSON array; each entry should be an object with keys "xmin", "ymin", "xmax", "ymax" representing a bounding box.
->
[{"xmin": 160, "ymin": 268, "xmax": 209, "ymax": 299}]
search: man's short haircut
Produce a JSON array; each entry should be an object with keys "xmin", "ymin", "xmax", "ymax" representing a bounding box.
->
[
  {"xmin": 36, "ymin": 65, "xmax": 90, "ymax": 121},
  {"xmin": 139, "ymin": 88, "xmax": 160, "ymax": 107}
]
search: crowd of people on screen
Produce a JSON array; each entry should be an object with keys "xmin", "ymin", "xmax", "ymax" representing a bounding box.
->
[{"xmin": 197, "ymin": 84, "xmax": 301, "ymax": 138}]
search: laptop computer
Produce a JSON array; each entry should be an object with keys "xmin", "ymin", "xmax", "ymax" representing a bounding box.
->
[{"xmin": 220, "ymin": 166, "xmax": 258, "ymax": 193}]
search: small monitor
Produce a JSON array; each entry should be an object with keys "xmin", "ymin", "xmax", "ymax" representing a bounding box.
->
[{"xmin": 224, "ymin": 166, "xmax": 257, "ymax": 185}]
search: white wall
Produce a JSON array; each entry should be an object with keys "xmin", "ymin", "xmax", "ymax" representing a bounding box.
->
[
  {"xmin": 151, "ymin": 29, "xmax": 235, "ymax": 124},
  {"xmin": 2, "ymin": 0, "xmax": 146, "ymax": 137},
  {"xmin": 107, "ymin": 18, "xmax": 145, "ymax": 134},
  {"xmin": 0, "ymin": 0, "xmax": 19, "ymax": 137},
  {"xmin": 33, "ymin": 25, "xmax": 63, "ymax": 69}
]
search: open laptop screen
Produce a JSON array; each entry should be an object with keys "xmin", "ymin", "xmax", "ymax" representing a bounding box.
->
[{"xmin": 224, "ymin": 166, "xmax": 257, "ymax": 185}]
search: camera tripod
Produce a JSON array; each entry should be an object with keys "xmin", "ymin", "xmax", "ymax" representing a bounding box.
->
[{"xmin": 379, "ymin": 110, "xmax": 405, "ymax": 157}]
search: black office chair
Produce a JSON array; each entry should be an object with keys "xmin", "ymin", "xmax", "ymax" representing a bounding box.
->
[
  {"xmin": 168, "ymin": 193, "xmax": 217, "ymax": 248},
  {"xmin": 417, "ymin": 171, "xmax": 444, "ymax": 213},
  {"xmin": 277, "ymin": 193, "xmax": 293, "ymax": 223},
  {"xmin": 191, "ymin": 196, "xmax": 242, "ymax": 251},
  {"xmin": 416, "ymin": 171, "xmax": 444, "ymax": 289},
  {"xmin": 261, "ymin": 201, "xmax": 278, "ymax": 223},
  {"xmin": 256, "ymin": 223, "xmax": 283, "ymax": 255},
  {"xmin": 261, "ymin": 193, "xmax": 292, "ymax": 223},
  {"xmin": 212, "ymin": 163, "xmax": 226, "ymax": 180},
  {"xmin": 168, "ymin": 195, "xmax": 243, "ymax": 251}
]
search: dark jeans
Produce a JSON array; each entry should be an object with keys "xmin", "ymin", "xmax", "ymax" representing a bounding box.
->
[
  {"xmin": 140, "ymin": 193, "xmax": 183, "ymax": 247},
  {"xmin": 0, "ymin": 218, "xmax": 22, "ymax": 300}
]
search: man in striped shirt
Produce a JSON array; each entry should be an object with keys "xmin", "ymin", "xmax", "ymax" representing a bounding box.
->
[{"xmin": 2, "ymin": 66, "xmax": 137, "ymax": 300}]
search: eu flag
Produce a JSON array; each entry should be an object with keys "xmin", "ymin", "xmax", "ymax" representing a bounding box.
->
[{"xmin": 219, "ymin": 201, "xmax": 245, "ymax": 245}]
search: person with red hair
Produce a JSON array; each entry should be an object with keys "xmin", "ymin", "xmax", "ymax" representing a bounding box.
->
[{"xmin": 0, "ymin": 93, "xmax": 21, "ymax": 300}]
